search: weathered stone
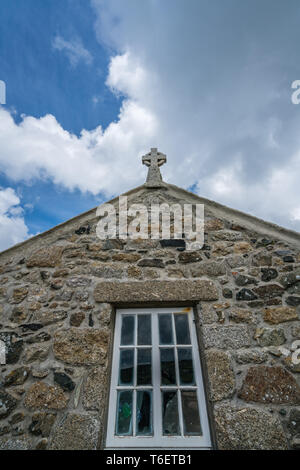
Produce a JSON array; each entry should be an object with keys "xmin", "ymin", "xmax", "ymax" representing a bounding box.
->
[
  {"xmin": 279, "ymin": 269, "xmax": 300, "ymax": 288},
  {"xmin": 32, "ymin": 368, "xmax": 49, "ymax": 378},
  {"xmin": 233, "ymin": 274, "xmax": 257, "ymax": 287},
  {"xmin": 26, "ymin": 246, "xmax": 63, "ymax": 268},
  {"xmin": 112, "ymin": 253, "xmax": 141, "ymax": 262},
  {"xmin": 49, "ymin": 413, "xmax": 100, "ymax": 450},
  {"xmin": 0, "ymin": 426, "xmax": 9, "ymax": 436},
  {"xmin": 0, "ymin": 389, "xmax": 18, "ymax": 419},
  {"xmin": 212, "ymin": 242, "xmax": 231, "ymax": 257},
  {"xmin": 12, "ymin": 287, "xmax": 28, "ymax": 304},
  {"xmin": 52, "ymin": 268, "xmax": 69, "ymax": 278},
  {"xmin": 21, "ymin": 323, "xmax": 43, "ymax": 332},
  {"xmin": 26, "ymin": 331, "xmax": 51, "ymax": 344},
  {"xmin": 191, "ymin": 261, "xmax": 226, "ymax": 277},
  {"xmin": 91, "ymin": 264, "xmax": 124, "ymax": 278},
  {"xmin": 70, "ymin": 311, "xmax": 85, "ymax": 327},
  {"xmin": 226, "ymin": 255, "xmax": 246, "ymax": 268},
  {"xmin": 0, "ymin": 332, "xmax": 23, "ymax": 364},
  {"xmin": 0, "ymin": 287, "xmax": 6, "ymax": 298},
  {"xmin": 229, "ymin": 308, "xmax": 254, "ymax": 324},
  {"xmin": 199, "ymin": 304, "xmax": 218, "ymax": 324},
  {"xmin": 205, "ymin": 218, "xmax": 224, "ymax": 231},
  {"xmin": 35, "ymin": 438, "xmax": 48, "ymax": 450},
  {"xmin": 24, "ymin": 344, "xmax": 50, "ymax": 363},
  {"xmin": 97, "ymin": 303, "xmax": 112, "ymax": 327},
  {"xmin": 31, "ymin": 310, "xmax": 67, "ymax": 326},
  {"xmin": 203, "ymin": 325, "xmax": 250, "ymax": 349},
  {"xmin": 286, "ymin": 296, "xmax": 300, "ymax": 306},
  {"xmin": 94, "ymin": 280, "xmax": 219, "ymax": 303},
  {"xmin": 66, "ymin": 277, "xmax": 91, "ymax": 288},
  {"xmin": 28, "ymin": 301, "xmax": 42, "ymax": 311},
  {"xmin": 253, "ymin": 284, "xmax": 284, "ymax": 300},
  {"xmin": 282, "ymin": 354, "xmax": 300, "ymax": 372},
  {"xmin": 159, "ymin": 239, "xmax": 185, "ymax": 248},
  {"xmin": 252, "ymin": 252, "xmax": 272, "ymax": 266},
  {"xmin": 83, "ymin": 366, "xmax": 107, "ymax": 412},
  {"xmin": 127, "ymin": 265, "xmax": 142, "ymax": 278},
  {"xmin": 0, "ymin": 436, "xmax": 32, "ymax": 450},
  {"xmin": 9, "ymin": 412, "xmax": 25, "ymax": 425},
  {"xmin": 222, "ymin": 288, "xmax": 233, "ymax": 298},
  {"xmin": 211, "ymin": 230, "xmax": 242, "ymax": 241},
  {"xmin": 178, "ymin": 251, "xmax": 202, "ymax": 264},
  {"xmin": 54, "ymin": 289, "xmax": 73, "ymax": 301},
  {"xmin": 283, "ymin": 255, "xmax": 295, "ymax": 262},
  {"xmin": 205, "ymin": 350, "xmax": 235, "ymax": 401},
  {"xmin": 288, "ymin": 408, "xmax": 300, "ymax": 436},
  {"xmin": 50, "ymin": 279, "xmax": 64, "ymax": 290},
  {"xmin": 24, "ymin": 382, "xmax": 68, "ymax": 410},
  {"xmin": 256, "ymin": 238, "xmax": 274, "ymax": 248},
  {"xmin": 263, "ymin": 306, "xmax": 298, "ymax": 324},
  {"xmin": 29, "ymin": 412, "xmax": 56, "ymax": 436},
  {"xmin": 137, "ymin": 258, "xmax": 165, "ymax": 268},
  {"xmin": 53, "ymin": 328, "xmax": 109, "ymax": 365},
  {"xmin": 54, "ymin": 372, "xmax": 75, "ymax": 391},
  {"xmin": 233, "ymin": 241, "xmax": 252, "ymax": 254},
  {"xmin": 238, "ymin": 366, "xmax": 300, "ymax": 404},
  {"xmin": 235, "ymin": 349, "xmax": 268, "ymax": 364},
  {"xmin": 261, "ymin": 268, "xmax": 278, "ymax": 282},
  {"xmin": 167, "ymin": 268, "xmax": 185, "ymax": 278},
  {"xmin": 101, "ymin": 239, "xmax": 124, "ymax": 250},
  {"xmin": 256, "ymin": 328, "xmax": 286, "ymax": 347},
  {"xmin": 10, "ymin": 306, "xmax": 27, "ymax": 323},
  {"xmin": 291, "ymin": 437, "xmax": 300, "ymax": 449},
  {"xmin": 292, "ymin": 325, "xmax": 300, "ymax": 338},
  {"xmin": 236, "ymin": 288, "xmax": 258, "ymax": 301},
  {"xmin": 287, "ymin": 281, "xmax": 300, "ymax": 295},
  {"xmin": 214, "ymin": 405, "xmax": 288, "ymax": 450},
  {"xmin": 4, "ymin": 366, "xmax": 30, "ymax": 386}
]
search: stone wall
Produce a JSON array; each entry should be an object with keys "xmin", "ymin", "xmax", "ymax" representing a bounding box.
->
[{"xmin": 0, "ymin": 195, "xmax": 300, "ymax": 450}]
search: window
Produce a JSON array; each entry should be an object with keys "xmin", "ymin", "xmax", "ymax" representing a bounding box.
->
[{"xmin": 106, "ymin": 307, "xmax": 211, "ymax": 449}]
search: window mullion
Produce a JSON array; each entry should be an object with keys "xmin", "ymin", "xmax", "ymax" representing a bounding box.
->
[
  {"xmin": 172, "ymin": 313, "xmax": 184, "ymax": 436},
  {"xmin": 152, "ymin": 311, "xmax": 161, "ymax": 438}
]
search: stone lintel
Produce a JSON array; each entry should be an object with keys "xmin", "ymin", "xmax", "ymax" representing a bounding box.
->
[{"xmin": 94, "ymin": 280, "xmax": 218, "ymax": 304}]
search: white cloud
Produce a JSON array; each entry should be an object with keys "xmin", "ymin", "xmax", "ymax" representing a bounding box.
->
[
  {"xmin": 52, "ymin": 35, "xmax": 93, "ymax": 67},
  {"xmin": 0, "ymin": 87, "xmax": 157, "ymax": 196},
  {"xmin": 0, "ymin": 0, "xmax": 300, "ymax": 237},
  {"xmin": 0, "ymin": 188, "xmax": 31, "ymax": 251}
]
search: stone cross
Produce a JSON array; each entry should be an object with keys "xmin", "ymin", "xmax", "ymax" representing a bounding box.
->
[{"xmin": 142, "ymin": 148, "xmax": 167, "ymax": 187}]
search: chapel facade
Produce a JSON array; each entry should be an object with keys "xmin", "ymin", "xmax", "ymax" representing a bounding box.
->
[{"xmin": 0, "ymin": 149, "xmax": 300, "ymax": 450}]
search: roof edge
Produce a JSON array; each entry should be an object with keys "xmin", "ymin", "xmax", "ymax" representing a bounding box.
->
[
  {"xmin": 1, "ymin": 181, "xmax": 299, "ymax": 258},
  {"xmin": 0, "ymin": 184, "xmax": 145, "ymax": 258},
  {"xmin": 166, "ymin": 182, "xmax": 300, "ymax": 245}
]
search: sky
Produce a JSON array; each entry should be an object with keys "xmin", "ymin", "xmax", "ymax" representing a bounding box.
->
[{"xmin": 0, "ymin": 0, "xmax": 300, "ymax": 251}]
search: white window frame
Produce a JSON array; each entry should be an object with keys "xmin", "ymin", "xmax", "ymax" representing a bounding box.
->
[{"xmin": 105, "ymin": 307, "xmax": 212, "ymax": 449}]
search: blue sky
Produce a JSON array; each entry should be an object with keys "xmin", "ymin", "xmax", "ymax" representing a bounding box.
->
[
  {"xmin": 1, "ymin": 0, "xmax": 300, "ymax": 250},
  {"xmin": 0, "ymin": 0, "xmax": 121, "ymax": 242}
]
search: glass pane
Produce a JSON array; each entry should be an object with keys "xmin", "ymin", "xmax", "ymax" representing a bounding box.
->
[
  {"xmin": 138, "ymin": 315, "xmax": 151, "ymax": 345},
  {"xmin": 136, "ymin": 391, "xmax": 152, "ymax": 435},
  {"xmin": 181, "ymin": 390, "xmax": 202, "ymax": 435},
  {"xmin": 158, "ymin": 314, "xmax": 173, "ymax": 345},
  {"xmin": 137, "ymin": 348, "xmax": 152, "ymax": 385},
  {"xmin": 178, "ymin": 348, "xmax": 195, "ymax": 385},
  {"xmin": 160, "ymin": 348, "xmax": 176, "ymax": 385},
  {"xmin": 120, "ymin": 315, "xmax": 135, "ymax": 345},
  {"xmin": 119, "ymin": 349, "xmax": 134, "ymax": 385},
  {"xmin": 174, "ymin": 314, "xmax": 191, "ymax": 344},
  {"xmin": 116, "ymin": 390, "xmax": 133, "ymax": 435},
  {"xmin": 162, "ymin": 391, "xmax": 180, "ymax": 435}
]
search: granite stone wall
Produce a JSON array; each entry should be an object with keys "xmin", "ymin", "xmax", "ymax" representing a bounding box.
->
[{"xmin": 0, "ymin": 201, "xmax": 300, "ymax": 450}]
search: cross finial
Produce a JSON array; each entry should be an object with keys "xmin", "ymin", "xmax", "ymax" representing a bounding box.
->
[{"xmin": 142, "ymin": 148, "xmax": 167, "ymax": 187}]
